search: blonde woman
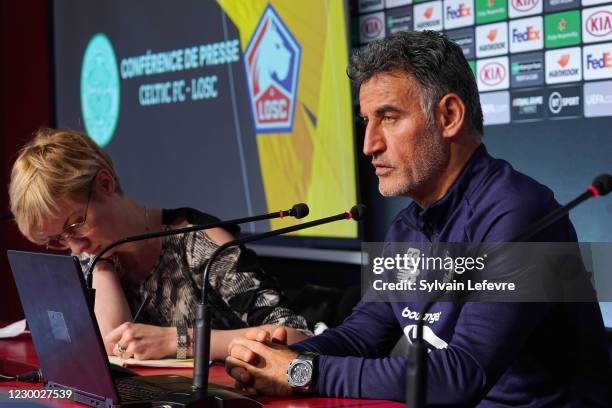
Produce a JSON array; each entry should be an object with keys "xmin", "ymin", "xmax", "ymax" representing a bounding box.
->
[{"xmin": 9, "ymin": 128, "xmax": 309, "ymax": 361}]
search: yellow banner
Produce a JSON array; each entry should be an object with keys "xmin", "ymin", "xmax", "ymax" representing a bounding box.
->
[{"xmin": 219, "ymin": 0, "xmax": 357, "ymax": 238}]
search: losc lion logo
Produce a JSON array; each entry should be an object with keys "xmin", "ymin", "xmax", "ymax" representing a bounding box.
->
[{"xmin": 244, "ymin": 5, "xmax": 301, "ymax": 133}]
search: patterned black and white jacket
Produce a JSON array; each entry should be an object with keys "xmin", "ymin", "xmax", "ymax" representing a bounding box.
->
[{"xmin": 80, "ymin": 208, "xmax": 309, "ymax": 332}]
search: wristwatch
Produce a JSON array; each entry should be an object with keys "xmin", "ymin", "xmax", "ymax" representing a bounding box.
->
[
  {"xmin": 176, "ymin": 324, "xmax": 188, "ymax": 360},
  {"xmin": 287, "ymin": 352, "xmax": 318, "ymax": 393}
]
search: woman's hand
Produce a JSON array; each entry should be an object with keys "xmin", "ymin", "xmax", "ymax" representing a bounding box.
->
[{"xmin": 104, "ymin": 322, "xmax": 176, "ymax": 360}]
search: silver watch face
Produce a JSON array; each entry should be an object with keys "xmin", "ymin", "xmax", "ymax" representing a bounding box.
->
[{"xmin": 288, "ymin": 361, "xmax": 313, "ymax": 387}]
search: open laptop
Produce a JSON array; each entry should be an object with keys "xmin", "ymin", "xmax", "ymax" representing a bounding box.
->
[{"xmin": 7, "ymin": 250, "xmax": 260, "ymax": 408}]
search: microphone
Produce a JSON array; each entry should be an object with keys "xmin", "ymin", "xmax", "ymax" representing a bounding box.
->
[
  {"xmin": 406, "ymin": 174, "xmax": 612, "ymax": 408},
  {"xmin": 166, "ymin": 205, "xmax": 366, "ymax": 407},
  {"xmin": 85, "ymin": 204, "xmax": 309, "ymax": 307},
  {"xmin": 511, "ymin": 174, "xmax": 611, "ymax": 242}
]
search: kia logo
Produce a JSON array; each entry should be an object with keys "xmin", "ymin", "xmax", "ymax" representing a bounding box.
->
[
  {"xmin": 586, "ymin": 11, "xmax": 612, "ymax": 38},
  {"xmin": 480, "ymin": 62, "xmax": 506, "ymax": 85},
  {"xmin": 511, "ymin": 0, "xmax": 539, "ymax": 12},
  {"xmin": 361, "ymin": 17, "xmax": 383, "ymax": 38}
]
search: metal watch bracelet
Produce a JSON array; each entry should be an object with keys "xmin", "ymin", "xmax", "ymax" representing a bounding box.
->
[{"xmin": 176, "ymin": 324, "xmax": 188, "ymax": 359}]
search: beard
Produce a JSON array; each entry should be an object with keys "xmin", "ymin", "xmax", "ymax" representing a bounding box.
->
[{"xmin": 378, "ymin": 128, "xmax": 450, "ymax": 198}]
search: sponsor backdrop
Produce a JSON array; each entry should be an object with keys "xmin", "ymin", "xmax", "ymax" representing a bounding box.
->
[
  {"xmin": 52, "ymin": 0, "xmax": 358, "ymax": 239},
  {"xmin": 355, "ymin": 0, "xmax": 612, "ymax": 325},
  {"xmin": 355, "ymin": 0, "xmax": 612, "ymax": 125}
]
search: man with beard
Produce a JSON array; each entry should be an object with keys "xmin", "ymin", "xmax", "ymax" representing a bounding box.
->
[{"xmin": 224, "ymin": 31, "xmax": 611, "ymax": 406}]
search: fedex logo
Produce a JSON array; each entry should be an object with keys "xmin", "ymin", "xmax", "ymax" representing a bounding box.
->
[
  {"xmin": 509, "ymin": 17, "xmax": 543, "ymax": 53},
  {"xmin": 244, "ymin": 5, "xmax": 301, "ymax": 133},
  {"xmin": 583, "ymin": 7, "xmax": 612, "ymax": 43},
  {"xmin": 512, "ymin": 26, "xmax": 541, "ymax": 42},
  {"xmin": 584, "ymin": 44, "xmax": 612, "ymax": 80},
  {"xmin": 446, "ymin": 3, "xmax": 471, "ymax": 19},
  {"xmin": 444, "ymin": 0, "xmax": 474, "ymax": 29},
  {"xmin": 586, "ymin": 52, "xmax": 612, "ymax": 69}
]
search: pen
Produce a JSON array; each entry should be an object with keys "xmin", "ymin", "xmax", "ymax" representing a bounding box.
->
[{"xmin": 132, "ymin": 293, "xmax": 149, "ymax": 323}]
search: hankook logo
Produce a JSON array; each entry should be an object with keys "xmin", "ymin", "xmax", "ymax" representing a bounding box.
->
[
  {"xmin": 414, "ymin": 2, "xmax": 443, "ymax": 31},
  {"xmin": 545, "ymin": 47, "xmax": 581, "ymax": 84},
  {"xmin": 558, "ymin": 53, "xmax": 570, "ymax": 67},
  {"xmin": 476, "ymin": 22, "xmax": 508, "ymax": 57}
]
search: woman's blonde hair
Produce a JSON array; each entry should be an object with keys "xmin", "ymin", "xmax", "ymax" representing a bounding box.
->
[{"xmin": 9, "ymin": 128, "xmax": 123, "ymax": 244}]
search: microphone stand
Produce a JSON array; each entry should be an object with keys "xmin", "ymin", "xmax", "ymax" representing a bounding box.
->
[
  {"xmin": 511, "ymin": 174, "xmax": 611, "ymax": 242},
  {"xmin": 85, "ymin": 204, "xmax": 308, "ymax": 309},
  {"xmin": 406, "ymin": 174, "xmax": 611, "ymax": 408},
  {"xmin": 191, "ymin": 205, "xmax": 367, "ymax": 394},
  {"xmin": 150, "ymin": 205, "xmax": 365, "ymax": 407}
]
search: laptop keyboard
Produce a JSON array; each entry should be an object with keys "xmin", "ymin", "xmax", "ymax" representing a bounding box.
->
[{"xmin": 115, "ymin": 377, "xmax": 168, "ymax": 402}]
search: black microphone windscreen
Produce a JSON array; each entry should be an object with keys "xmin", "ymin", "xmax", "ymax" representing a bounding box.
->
[
  {"xmin": 291, "ymin": 203, "xmax": 309, "ymax": 219},
  {"xmin": 593, "ymin": 174, "xmax": 612, "ymax": 196},
  {"xmin": 350, "ymin": 204, "xmax": 368, "ymax": 221}
]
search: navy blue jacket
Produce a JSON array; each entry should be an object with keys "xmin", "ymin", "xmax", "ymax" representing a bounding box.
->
[{"xmin": 292, "ymin": 144, "xmax": 611, "ymax": 406}]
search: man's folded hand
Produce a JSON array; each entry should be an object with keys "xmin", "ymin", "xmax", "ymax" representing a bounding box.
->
[{"xmin": 226, "ymin": 326, "xmax": 297, "ymax": 396}]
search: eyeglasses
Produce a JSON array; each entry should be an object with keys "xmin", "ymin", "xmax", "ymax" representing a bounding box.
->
[{"xmin": 45, "ymin": 177, "xmax": 96, "ymax": 250}]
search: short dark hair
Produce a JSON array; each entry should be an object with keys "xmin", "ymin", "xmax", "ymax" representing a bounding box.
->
[{"xmin": 348, "ymin": 30, "xmax": 483, "ymax": 135}]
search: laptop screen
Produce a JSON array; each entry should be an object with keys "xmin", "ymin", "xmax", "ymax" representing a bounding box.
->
[{"xmin": 7, "ymin": 251, "xmax": 119, "ymax": 404}]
